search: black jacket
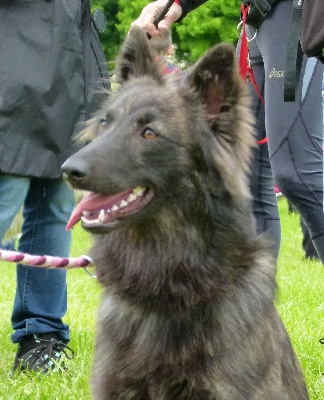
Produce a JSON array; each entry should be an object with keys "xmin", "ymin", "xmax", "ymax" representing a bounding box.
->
[
  {"xmin": 0, "ymin": 0, "xmax": 109, "ymax": 179},
  {"xmin": 177, "ymin": 0, "xmax": 284, "ymax": 21},
  {"xmin": 178, "ymin": 0, "xmax": 208, "ymax": 19}
]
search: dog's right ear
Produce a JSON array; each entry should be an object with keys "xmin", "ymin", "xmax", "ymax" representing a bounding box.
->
[{"xmin": 115, "ymin": 26, "xmax": 163, "ymax": 85}]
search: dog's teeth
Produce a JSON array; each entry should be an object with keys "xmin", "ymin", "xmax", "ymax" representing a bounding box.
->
[
  {"xmin": 120, "ymin": 200, "xmax": 128, "ymax": 208},
  {"xmin": 133, "ymin": 186, "xmax": 146, "ymax": 196},
  {"xmin": 106, "ymin": 209, "xmax": 111, "ymax": 213},
  {"xmin": 111, "ymin": 205, "xmax": 119, "ymax": 211},
  {"xmin": 98, "ymin": 209, "xmax": 105, "ymax": 222},
  {"xmin": 127, "ymin": 193, "xmax": 137, "ymax": 202},
  {"xmin": 82, "ymin": 211, "xmax": 91, "ymax": 216},
  {"xmin": 81, "ymin": 215, "xmax": 100, "ymax": 225}
]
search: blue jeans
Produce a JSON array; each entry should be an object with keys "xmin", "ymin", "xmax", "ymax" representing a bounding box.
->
[{"xmin": 0, "ymin": 175, "xmax": 75, "ymax": 343}]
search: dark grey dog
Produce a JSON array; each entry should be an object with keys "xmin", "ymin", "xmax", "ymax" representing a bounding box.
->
[{"xmin": 62, "ymin": 26, "xmax": 309, "ymax": 400}]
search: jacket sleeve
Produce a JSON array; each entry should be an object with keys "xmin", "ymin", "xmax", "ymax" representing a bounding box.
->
[
  {"xmin": 81, "ymin": 0, "xmax": 110, "ymax": 119},
  {"xmin": 177, "ymin": 0, "xmax": 209, "ymax": 19}
]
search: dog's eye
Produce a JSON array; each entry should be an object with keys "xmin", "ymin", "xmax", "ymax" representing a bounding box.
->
[
  {"xmin": 142, "ymin": 128, "xmax": 157, "ymax": 140},
  {"xmin": 98, "ymin": 118, "xmax": 108, "ymax": 134},
  {"xmin": 100, "ymin": 118, "xmax": 107, "ymax": 127}
]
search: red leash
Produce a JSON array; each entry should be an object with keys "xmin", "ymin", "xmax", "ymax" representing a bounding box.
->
[{"xmin": 239, "ymin": 4, "xmax": 267, "ymax": 145}]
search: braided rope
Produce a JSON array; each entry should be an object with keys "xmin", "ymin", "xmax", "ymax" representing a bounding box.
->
[{"xmin": 0, "ymin": 249, "xmax": 93, "ymax": 269}]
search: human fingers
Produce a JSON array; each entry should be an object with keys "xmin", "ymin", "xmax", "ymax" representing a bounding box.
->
[
  {"xmin": 156, "ymin": 7, "xmax": 182, "ymax": 31},
  {"xmin": 132, "ymin": 1, "xmax": 182, "ymax": 38}
]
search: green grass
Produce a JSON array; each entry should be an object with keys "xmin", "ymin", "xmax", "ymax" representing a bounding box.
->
[
  {"xmin": 0, "ymin": 197, "xmax": 323, "ymax": 398},
  {"xmin": 275, "ymin": 198, "xmax": 324, "ymax": 399}
]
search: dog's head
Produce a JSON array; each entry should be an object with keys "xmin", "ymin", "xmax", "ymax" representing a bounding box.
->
[{"xmin": 62, "ymin": 26, "xmax": 255, "ymax": 234}]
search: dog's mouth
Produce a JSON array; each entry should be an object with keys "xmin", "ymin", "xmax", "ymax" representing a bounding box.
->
[{"xmin": 66, "ymin": 186, "xmax": 154, "ymax": 231}]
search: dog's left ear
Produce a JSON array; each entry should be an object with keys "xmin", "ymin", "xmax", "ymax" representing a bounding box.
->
[
  {"xmin": 186, "ymin": 43, "xmax": 255, "ymax": 199},
  {"xmin": 115, "ymin": 26, "xmax": 163, "ymax": 84},
  {"xmin": 186, "ymin": 43, "xmax": 243, "ymax": 125}
]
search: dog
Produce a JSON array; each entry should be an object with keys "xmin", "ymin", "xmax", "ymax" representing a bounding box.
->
[{"xmin": 62, "ymin": 26, "xmax": 309, "ymax": 400}]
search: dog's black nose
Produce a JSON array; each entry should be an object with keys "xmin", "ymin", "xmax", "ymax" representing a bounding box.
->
[{"xmin": 61, "ymin": 158, "xmax": 89, "ymax": 182}]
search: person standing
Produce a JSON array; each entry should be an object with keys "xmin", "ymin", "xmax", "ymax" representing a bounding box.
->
[{"xmin": 0, "ymin": 0, "xmax": 109, "ymax": 373}]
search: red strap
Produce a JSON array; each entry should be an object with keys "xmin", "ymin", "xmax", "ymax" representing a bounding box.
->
[
  {"xmin": 239, "ymin": 4, "xmax": 249, "ymax": 81},
  {"xmin": 239, "ymin": 4, "xmax": 264, "ymax": 103},
  {"xmin": 247, "ymin": 65, "xmax": 264, "ymax": 105},
  {"xmin": 256, "ymin": 137, "xmax": 268, "ymax": 145},
  {"xmin": 174, "ymin": 0, "xmax": 180, "ymax": 4},
  {"xmin": 239, "ymin": 4, "xmax": 266, "ymax": 144}
]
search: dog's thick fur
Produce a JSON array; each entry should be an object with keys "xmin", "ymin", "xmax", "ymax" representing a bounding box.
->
[{"xmin": 62, "ymin": 27, "xmax": 308, "ymax": 400}]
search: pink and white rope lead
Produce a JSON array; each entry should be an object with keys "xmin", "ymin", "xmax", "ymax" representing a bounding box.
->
[{"xmin": 0, "ymin": 249, "xmax": 93, "ymax": 269}]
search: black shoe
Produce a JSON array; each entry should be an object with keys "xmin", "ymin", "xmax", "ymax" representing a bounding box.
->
[{"xmin": 12, "ymin": 332, "xmax": 74, "ymax": 374}]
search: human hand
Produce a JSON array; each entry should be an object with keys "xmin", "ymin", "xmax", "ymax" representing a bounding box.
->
[{"xmin": 131, "ymin": 0, "xmax": 182, "ymax": 38}]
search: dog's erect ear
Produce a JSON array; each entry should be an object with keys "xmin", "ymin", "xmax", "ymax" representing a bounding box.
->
[
  {"xmin": 186, "ymin": 43, "xmax": 243, "ymax": 125},
  {"xmin": 115, "ymin": 26, "xmax": 163, "ymax": 84},
  {"xmin": 186, "ymin": 43, "xmax": 255, "ymax": 201}
]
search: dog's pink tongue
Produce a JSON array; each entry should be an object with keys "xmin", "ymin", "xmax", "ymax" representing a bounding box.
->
[{"xmin": 66, "ymin": 192, "xmax": 113, "ymax": 230}]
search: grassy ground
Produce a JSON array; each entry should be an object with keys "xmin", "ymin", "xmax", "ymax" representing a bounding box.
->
[
  {"xmin": 275, "ymin": 198, "xmax": 324, "ymax": 399},
  {"xmin": 0, "ymin": 197, "xmax": 323, "ymax": 399}
]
